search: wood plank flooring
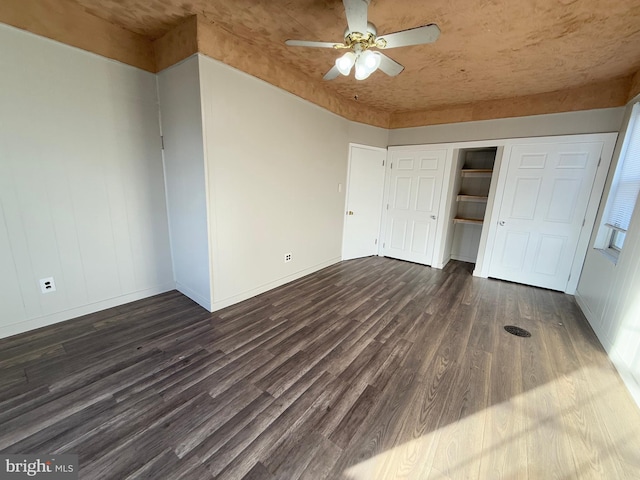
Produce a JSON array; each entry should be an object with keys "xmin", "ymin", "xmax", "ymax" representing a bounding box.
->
[{"xmin": 1, "ymin": 257, "xmax": 639, "ymax": 479}]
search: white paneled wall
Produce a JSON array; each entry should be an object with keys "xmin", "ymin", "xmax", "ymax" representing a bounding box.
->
[
  {"xmin": 0, "ymin": 25, "xmax": 173, "ymax": 338},
  {"xmin": 577, "ymin": 193, "xmax": 640, "ymax": 406},
  {"xmin": 576, "ymin": 102, "xmax": 640, "ymax": 406}
]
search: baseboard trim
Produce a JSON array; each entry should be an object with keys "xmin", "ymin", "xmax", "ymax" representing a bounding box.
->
[
  {"xmin": 609, "ymin": 350, "xmax": 640, "ymax": 408},
  {"xmin": 175, "ymin": 282, "xmax": 212, "ymax": 312},
  {"xmin": 574, "ymin": 292, "xmax": 611, "ymax": 350},
  {"xmin": 0, "ymin": 283, "xmax": 175, "ymax": 340},
  {"xmin": 432, "ymin": 255, "xmax": 451, "ymax": 270},
  {"xmin": 211, "ymin": 257, "xmax": 342, "ymax": 312}
]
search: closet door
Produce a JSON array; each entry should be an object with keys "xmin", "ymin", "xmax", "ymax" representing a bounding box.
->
[
  {"xmin": 382, "ymin": 148, "xmax": 447, "ymax": 266},
  {"xmin": 489, "ymin": 141, "xmax": 603, "ymax": 291}
]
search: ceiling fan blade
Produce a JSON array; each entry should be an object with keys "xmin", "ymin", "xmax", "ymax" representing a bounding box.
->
[
  {"xmin": 285, "ymin": 40, "xmax": 342, "ymax": 49},
  {"xmin": 343, "ymin": 0, "xmax": 369, "ymax": 33},
  {"xmin": 323, "ymin": 65, "xmax": 341, "ymax": 81},
  {"xmin": 377, "ymin": 53, "xmax": 404, "ymax": 77},
  {"xmin": 377, "ymin": 24, "xmax": 441, "ymax": 49}
]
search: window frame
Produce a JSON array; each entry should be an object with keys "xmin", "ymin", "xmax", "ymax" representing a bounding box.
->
[{"xmin": 596, "ymin": 102, "xmax": 640, "ymax": 263}]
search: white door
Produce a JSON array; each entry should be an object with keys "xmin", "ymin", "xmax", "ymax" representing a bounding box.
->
[
  {"xmin": 489, "ymin": 141, "xmax": 604, "ymax": 291},
  {"xmin": 342, "ymin": 145, "xmax": 386, "ymax": 260},
  {"xmin": 383, "ymin": 148, "xmax": 447, "ymax": 265}
]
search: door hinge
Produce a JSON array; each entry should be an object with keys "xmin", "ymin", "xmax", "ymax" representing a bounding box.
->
[
  {"xmin": 582, "ymin": 218, "xmax": 585, "ymax": 227},
  {"xmin": 597, "ymin": 157, "xmax": 601, "ymax": 167},
  {"xmin": 383, "ymin": 242, "xmax": 386, "ymax": 248},
  {"xmin": 568, "ymin": 273, "xmax": 571, "ymax": 282},
  {"xmin": 374, "ymin": 238, "xmax": 378, "ymax": 245},
  {"xmin": 390, "ymin": 162, "xmax": 393, "ymax": 169},
  {"xmin": 382, "ymin": 160, "xmax": 385, "ymax": 166},
  {"xmin": 386, "ymin": 203, "xmax": 389, "ymax": 210},
  {"xmin": 160, "ymin": 135, "xmax": 164, "ymax": 150}
]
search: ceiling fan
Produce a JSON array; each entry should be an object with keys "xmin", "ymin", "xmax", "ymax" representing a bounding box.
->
[{"xmin": 285, "ymin": 0, "xmax": 440, "ymax": 81}]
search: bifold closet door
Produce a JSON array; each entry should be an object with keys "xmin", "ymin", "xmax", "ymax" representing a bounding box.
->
[
  {"xmin": 489, "ymin": 141, "xmax": 604, "ymax": 291},
  {"xmin": 382, "ymin": 148, "xmax": 447, "ymax": 266}
]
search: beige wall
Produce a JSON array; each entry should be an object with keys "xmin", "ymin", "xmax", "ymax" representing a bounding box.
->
[
  {"xmin": 158, "ymin": 55, "xmax": 388, "ymax": 312},
  {"xmin": 198, "ymin": 55, "xmax": 351, "ymax": 308},
  {"xmin": 348, "ymin": 122, "xmax": 390, "ymax": 149},
  {"xmin": 388, "ymin": 108, "xmax": 625, "ymax": 146}
]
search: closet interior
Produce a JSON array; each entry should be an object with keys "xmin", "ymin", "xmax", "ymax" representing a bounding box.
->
[{"xmin": 450, "ymin": 147, "xmax": 497, "ymax": 263}]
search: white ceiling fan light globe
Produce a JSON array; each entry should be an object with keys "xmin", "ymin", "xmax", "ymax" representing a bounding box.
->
[
  {"xmin": 335, "ymin": 51, "xmax": 356, "ymax": 76},
  {"xmin": 361, "ymin": 50, "xmax": 381, "ymax": 73},
  {"xmin": 354, "ymin": 59, "xmax": 372, "ymax": 80}
]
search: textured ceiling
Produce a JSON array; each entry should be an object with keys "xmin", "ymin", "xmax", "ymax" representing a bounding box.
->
[{"xmin": 64, "ymin": 0, "xmax": 640, "ymax": 114}]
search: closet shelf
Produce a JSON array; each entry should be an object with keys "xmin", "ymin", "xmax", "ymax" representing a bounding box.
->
[
  {"xmin": 460, "ymin": 169, "xmax": 493, "ymax": 177},
  {"xmin": 454, "ymin": 217, "xmax": 484, "ymax": 225},
  {"xmin": 457, "ymin": 194, "xmax": 488, "ymax": 203}
]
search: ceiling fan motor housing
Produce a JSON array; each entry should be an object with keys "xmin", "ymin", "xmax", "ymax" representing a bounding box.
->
[{"xmin": 343, "ymin": 22, "xmax": 383, "ymax": 50}]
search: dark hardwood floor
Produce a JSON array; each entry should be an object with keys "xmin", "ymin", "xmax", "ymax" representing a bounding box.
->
[{"xmin": 1, "ymin": 257, "xmax": 639, "ymax": 479}]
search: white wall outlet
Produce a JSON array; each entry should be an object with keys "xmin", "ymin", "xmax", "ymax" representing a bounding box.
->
[
  {"xmin": 284, "ymin": 253, "xmax": 292, "ymax": 263},
  {"xmin": 39, "ymin": 277, "xmax": 56, "ymax": 293}
]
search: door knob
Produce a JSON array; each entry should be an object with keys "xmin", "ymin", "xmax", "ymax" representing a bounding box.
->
[
  {"xmin": 430, "ymin": 215, "xmax": 436, "ymax": 220},
  {"xmin": 499, "ymin": 220, "xmax": 505, "ymax": 226},
  {"xmin": 347, "ymin": 211, "xmax": 354, "ymax": 216}
]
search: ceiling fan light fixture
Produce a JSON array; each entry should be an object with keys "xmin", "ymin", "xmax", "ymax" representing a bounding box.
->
[
  {"xmin": 335, "ymin": 51, "xmax": 356, "ymax": 75},
  {"xmin": 285, "ymin": 1, "xmax": 440, "ymax": 81},
  {"xmin": 354, "ymin": 50, "xmax": 380, "ymax": 80}
]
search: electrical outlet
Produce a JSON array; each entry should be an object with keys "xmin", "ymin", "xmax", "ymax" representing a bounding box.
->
[
  {"xmin": 39, "ymin": 277, "xmax": 56, "ymax": 294},
  {"xmin": 284, "ymin": 253, "xmax": 292, "ymax": 263}
]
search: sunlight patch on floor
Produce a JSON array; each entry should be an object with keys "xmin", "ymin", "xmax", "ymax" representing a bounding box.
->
[{"xmin": 344, "ymin": 366, "xmax": 640, "ymax": 479}]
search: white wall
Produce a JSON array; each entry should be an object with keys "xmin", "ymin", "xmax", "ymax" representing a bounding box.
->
[
  {"xmin": 576, "ymin": 101, "xmax": 640, "ymax": 406},
  {"xmin": 198, "ymin": 55, "xmax": 349, "ymax": 309},
  {"xmin": 157, "ymin": 58, "xmax": 212, "ymax": 310},
  {"xmin": 389, "ymin": 108, "xmax": 625, "ymax": 146},
  {"xmin": 0, "ymin": 24, "xmax": 173, "ymax": 338}
]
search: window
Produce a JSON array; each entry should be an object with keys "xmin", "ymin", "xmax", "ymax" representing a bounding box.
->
[
  {"xmin": 610, "ymin": 229, "xmax": 626, "ymax": 251},
  {"xmin": 601, "ymin": 102, "xmax": 640, "ymax": 256}
]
